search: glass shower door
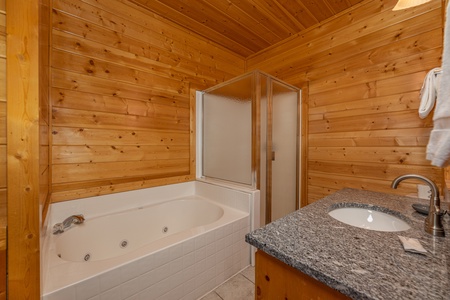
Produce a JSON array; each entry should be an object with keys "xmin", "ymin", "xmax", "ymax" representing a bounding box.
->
[
  {"xmin": 202, "ymin": 73, "xmax": 254, "ymax": 186},
  {"xmin": 266, "ymin": 80, "xmax": 299, "ymax": 222}
]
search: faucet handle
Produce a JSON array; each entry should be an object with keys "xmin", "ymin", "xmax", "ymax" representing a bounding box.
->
[
  {"xmin": 73, "ymin": 214, "xmax": 85, "ymax": 224},
  {"xmin": 53, "ymin": 223, "xmax": 65, "ymax": 235}
]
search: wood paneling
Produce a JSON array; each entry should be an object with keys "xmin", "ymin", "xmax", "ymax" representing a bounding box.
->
[
  {"xmin": 40, "ymin": 0, "xmax": 50, "ymax": 221},
  {"xmin": 0, "ymin": 0, "xmax": 6, "ymax": 297},
  {"xmin": 445, "ymin": 167, "xmax": 450, "ymax": 188},
  {"xmin": 7, "ymin": 0, "xmax": 41, "ymax": 297},
  {"xmin": 50, "ymin": 0, "xmax": 245, "ymax": 201},
  {"xmin": 126, "ymin": 0, "xmax": 364, "ymax": 57},
  {"xmin": 2, "ymin": 0, "xmax": 444, "ymax": 298},
  {"xmin": 248, "ymin": 0, "xmax": 445, "ymax": 204}
]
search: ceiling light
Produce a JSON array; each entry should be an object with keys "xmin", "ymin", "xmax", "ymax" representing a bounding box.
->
[{"xmin": 392, "ymin": 0, "xmax": 432, "ymax": 10}]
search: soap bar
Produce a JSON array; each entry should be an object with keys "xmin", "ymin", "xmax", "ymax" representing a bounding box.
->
[
  {"xmin": 398, "ymin": 236, "xmax": 427, "ymax": 254},
  {"xmin": 412, "ymin": 203, "xmax": 429, "ymax": 215}
]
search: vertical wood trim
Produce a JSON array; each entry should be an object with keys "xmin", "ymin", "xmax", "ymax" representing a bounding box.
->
[
  {"xmin": 189, "ymin": 86, "xmax": 196, "ymax": 179},
  {"xmin": 254, "ymin": 71, "xmax": 261, "ymax": 190},
  {"xmin": 40, "ymin": 0, "xmax": 51, "ymax": 224},
  {"xmin": 265, "ymin": 78, "xmax": 273, "ymax": 224},
  {"xmin": 6, "ymin": 0, "xmax": 41, "ymax": 298},
  {"xmin": 300, "ymin": 83, "xmax": 309, "ymax": 208},
  {"xmin": 0, "ymin": 0, "xmax": 6, "ymax": 297}
]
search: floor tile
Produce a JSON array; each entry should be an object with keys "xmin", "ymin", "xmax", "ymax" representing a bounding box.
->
[
  {"xmin": 199, "ymin": 291, "xmax": 222, "ymax": 300},
  {"xmin": 240, "ymin": 266, "xmax": 255, "ymax": 283},
  {"xmin": 200, "ymin": 267, "xmax": 256, "ymax": 300},
  {"xmin": 214, "ymin": 274, "xmax": 254, "ymax": 300}
]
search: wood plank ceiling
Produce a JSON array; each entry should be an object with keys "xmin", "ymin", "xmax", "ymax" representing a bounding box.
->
[{"xmin": 126, "ymin": 0, "xmax": 365, "ymax": 57}]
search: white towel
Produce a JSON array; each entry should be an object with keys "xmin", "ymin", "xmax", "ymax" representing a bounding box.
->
[
  {"xmin": 419, "ymin": 67, "xmax": 441, "ymax": 119},
  {"xmin": 426, "ymin": 2, "xmax": 450, "ymax": 168}
]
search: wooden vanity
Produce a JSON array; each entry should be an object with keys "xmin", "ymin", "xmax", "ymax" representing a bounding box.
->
[{"xmin": 255, "ymin": 250, "xmax": 350, "ymax": 299}]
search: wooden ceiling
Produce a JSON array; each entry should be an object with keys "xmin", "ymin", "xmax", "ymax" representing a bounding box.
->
[{"xmin": 127, "ymin": 0, "xmax": 365, "ymax": 57}]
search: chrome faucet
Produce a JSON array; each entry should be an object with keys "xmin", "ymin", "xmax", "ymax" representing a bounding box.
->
[
  {"xmin": 53, "ymin": 214, "xmax": 85, "ymax": 235},
  {"xmin": 391, "ymin": 174, "xmax": 445, "ymax": 237}
]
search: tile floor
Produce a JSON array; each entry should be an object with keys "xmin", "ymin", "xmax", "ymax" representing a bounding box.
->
[{"xmin": 200, "ymin": 266, "xmax": 255, "ymax": 300}]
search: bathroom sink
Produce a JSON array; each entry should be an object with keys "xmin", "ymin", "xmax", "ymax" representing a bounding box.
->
[{"xmin": 328, "ymin": 206, "xmax": 410, "ymax": 232}]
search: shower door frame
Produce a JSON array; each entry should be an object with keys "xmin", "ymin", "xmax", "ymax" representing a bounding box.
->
[
  {"xmin": 197, "ymin": 70, "xmax": 302, "ymax": 226},
  {"xmin": 264, "ymin": 76, "xmax": 301, "ymax": 224}
]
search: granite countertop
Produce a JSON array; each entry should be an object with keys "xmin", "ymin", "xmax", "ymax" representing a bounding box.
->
[{"xmin": 245, "ymin": 188, "xmax": 450, "ymax": 300}]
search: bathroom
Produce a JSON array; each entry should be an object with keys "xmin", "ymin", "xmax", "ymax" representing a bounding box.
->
[{"xmin": 1, "ymin": 0, "xmax": 448, "ymax": 298}]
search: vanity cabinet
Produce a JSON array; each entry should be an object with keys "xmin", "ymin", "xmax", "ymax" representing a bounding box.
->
[{"xmin": 255, "ymin": 250, "xmax": 350, "ymax": 300}]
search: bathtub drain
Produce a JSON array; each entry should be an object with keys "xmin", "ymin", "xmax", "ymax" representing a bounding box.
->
[
  {"xmin": 162, "ymin": 226, "xmax": 168, "ymax": 233},
  {"xmin": 84, "ymin": 253, "xmax": 91, "ymax": 261},
  {"xmin": 120, "ymin": 240, "xmax": 128, "ymax": 248}
]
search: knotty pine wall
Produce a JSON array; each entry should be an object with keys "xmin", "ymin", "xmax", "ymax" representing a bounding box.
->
[
  {"xmin": 41, "ymin": 0, "xmax": 50, "ymax": 219},
  {"xmin": 50, "ymin": 0, "xmax": 245, "ymax": 202},
  {"xmin": 40, "ymin": 0, "xmax": 51, "ymax": 294},
  {"xmin": 248, "ymin": 0, "xmax": 445, "ymax": 204},
  {"xmin": 6, "ymin": 0, "xmax": 49, "ymax": 297},
  {"xmin": 0, "ymin": 0, "xmax": 5, "ymax": 298}
]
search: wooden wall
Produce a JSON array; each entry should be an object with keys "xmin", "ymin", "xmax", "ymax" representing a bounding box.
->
[
  {"xmin": 40, "ymin": 0, "xmax": 51, "ymax": 296},
  {"xmin": 0, "ymin": 0, "xmax": 6, "ymax": 298},
  {"xmin": 40, "ymin": 0, "xmax": 50, "ymax": 220},
  {"xmin": 7, "ymin": 0, "xmax": 43, "ymax": 298},
  {"xmin": 2, "ymin": 0, "xmax": 445, "ymax": 298},
  {"xmin": 247, "ymin": 0, "xmax": 444, "ymax": 204},
  {"xmin": 49, "ymin": 0, "xmax": 245, "ymax": 202}
]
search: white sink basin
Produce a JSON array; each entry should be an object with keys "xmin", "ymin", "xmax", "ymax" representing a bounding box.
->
[{"xmin": 328, "ymin": 206, "xmax": 410, "ymax": 232}]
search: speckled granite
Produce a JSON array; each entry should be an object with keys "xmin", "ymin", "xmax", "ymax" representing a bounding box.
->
[{"xmin": 245, "ymin": 188, "xmax": 450, "ymax": 300}]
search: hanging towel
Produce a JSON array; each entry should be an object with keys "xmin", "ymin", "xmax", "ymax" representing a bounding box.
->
[
  {"xmin": 426, "ymin": 2, "xmax": 450, "ymax": 168},
  {"xmin": 419, "ymin": 67, "xmax": 442, "ymax": 119}
]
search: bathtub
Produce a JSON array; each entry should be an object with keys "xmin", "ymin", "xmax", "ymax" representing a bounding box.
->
[{"xmin": 43, "ymin": 181, "xmax": 258, "ymax": 300}]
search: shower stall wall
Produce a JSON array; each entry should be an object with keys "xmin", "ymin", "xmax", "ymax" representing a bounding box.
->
[{"xmin": 197, "ymin": 71, "xmax": 301, "ymax": 226}]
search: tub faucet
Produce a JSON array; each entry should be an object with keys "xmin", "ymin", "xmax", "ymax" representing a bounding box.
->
[
  {"xmin": 391, "ymin": 174, "xmax": 445, "ymax": 237},
  {"xmin": 53, "ymin": 214, "xmax": 85, "ymax": 235}
]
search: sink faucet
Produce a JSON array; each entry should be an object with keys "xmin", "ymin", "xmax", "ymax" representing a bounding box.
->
[
  {"xmin": 53, "ymin": 214, "xmax": 85, "ymax": 235},
  {"xmin": 391, "ymin": 174, "xmax": 445, "ymax": 237}
]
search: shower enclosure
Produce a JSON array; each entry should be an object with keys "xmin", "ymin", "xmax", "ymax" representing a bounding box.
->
[{"xmin": 197, "ymin": 71, "xmax": 301, "ymax": 226}]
